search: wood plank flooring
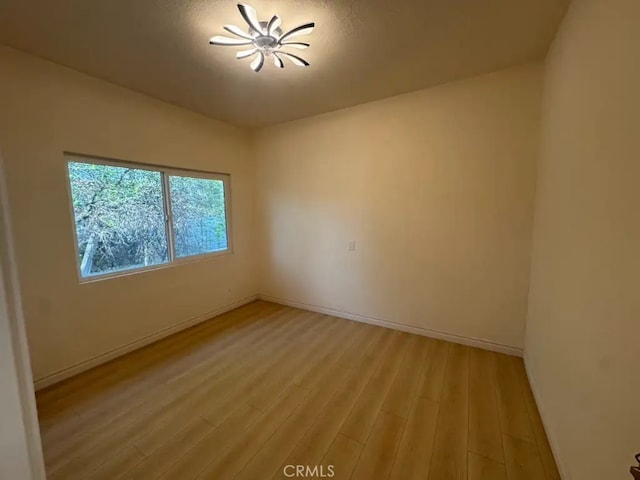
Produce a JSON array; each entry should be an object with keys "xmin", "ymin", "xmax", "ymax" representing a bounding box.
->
[{"xmin": 36, "ymin": 301, "xmax": 560, "ymax": 480}]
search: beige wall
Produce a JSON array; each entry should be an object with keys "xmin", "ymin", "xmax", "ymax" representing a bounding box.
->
[
  {"xmin": 0, "ymin": 238, "xmax": 36, "ymax": 479},
  {"xmin": 0, "ymin": 153, "xmax": 45, "ymax": 480},
  {"xmin": 0, "ymin": 46, "xmax": 258, "ymax": 383},
  {"xmin": 525, "ymin": 0, "xmax": 640, "ymax": 478},
  {"xmin": 255, "ymin": 64, "xmax": 543, "ymax": 352}
]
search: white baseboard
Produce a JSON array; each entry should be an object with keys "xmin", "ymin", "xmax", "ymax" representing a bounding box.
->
[
  {"xmin": 258, "ymin": 294, "xmax": 523, "ymax": 357},
  {"xmin": 524, "ymin": 352, "xmax": 569, "ymax": 480},
  {"xmin": 33, "ymin": 294, "xmax": 258, "ymax": 390}
]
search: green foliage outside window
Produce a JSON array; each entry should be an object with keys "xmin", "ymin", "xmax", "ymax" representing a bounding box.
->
[{"xmin": 68, "ymin": 161, "xmax": 228, "ymax": 278}]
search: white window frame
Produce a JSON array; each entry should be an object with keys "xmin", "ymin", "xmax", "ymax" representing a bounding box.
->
[{"xmin": 64, "ymin": 153, "xmax": 233, "ymax": 283}]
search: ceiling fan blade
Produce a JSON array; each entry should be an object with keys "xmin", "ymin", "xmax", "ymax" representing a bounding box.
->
[
  {"xmin": 278, "ymin": 22, "xmax": 315, "ymax": 44},
  {"xmin": 238, "ymin": 4, "xmax": 265, "ymax": 34},
  {"xmin": 250, "ymin": 51, "xmax": 265, "ymax": 72},
  {"xmin": 277, "ymin": 51, "xmax": 310, "ymax": 67},
  {"xmin": 223, "ymin": 24, "xmax": 254, "ymax": 40},
  {"xmin": 280, "ymin": 41, "xmax": 310, "ymax": 49},
  {"xmin": 210, "ymin": 35, "xmax": 254, "ymax": 46},
  {"xmin": 273, "ymin": 52, "xmax": 285, "ymax": 68},
  {"xmin": 267, "ymin": 15, "xmax": 282, "ymax": 35},
  {"xmin": 236, "ymin": 48, "xmax": 258, "ymax": 59}
]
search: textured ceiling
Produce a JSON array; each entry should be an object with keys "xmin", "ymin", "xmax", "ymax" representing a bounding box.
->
[{"xmin": 0, "ymin": 0, "xmax": 569, "ymax": 127}]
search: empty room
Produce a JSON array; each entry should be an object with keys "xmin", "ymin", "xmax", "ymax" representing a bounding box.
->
[{"xmin": 0, "ymin": 0, "xmax": 638, "ymax": 479}]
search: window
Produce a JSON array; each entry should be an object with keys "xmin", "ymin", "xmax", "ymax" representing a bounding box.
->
[
  {"xmin": 169, "ymin": 174, "xmax": 228, "ymax": 258},
  {"xmin": 66, "ymin": 155, "xmax": 230, "ymax": 280}
]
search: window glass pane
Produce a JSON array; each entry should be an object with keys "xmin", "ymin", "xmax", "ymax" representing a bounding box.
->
[
  {"xmin": 169, "ymin": 175, "xmax": 228, "ymax": 258},
  {"xmin": 67, "ymin": 161, "xmax": 168, "ymax": 277}
]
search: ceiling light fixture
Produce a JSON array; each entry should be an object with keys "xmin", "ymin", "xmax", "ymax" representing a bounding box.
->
[{"xmin": 209, "ymin": 4, "xmax": 315, "ymax": 72}]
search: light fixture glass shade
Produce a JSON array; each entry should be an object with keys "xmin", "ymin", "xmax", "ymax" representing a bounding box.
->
[
  {"xmin": 210, "ymin": 36, "xmax": 253, "ymax": 46},
  {"xmin": 209, "ymin": 3, "xmax": 314, "ymax": 72}
]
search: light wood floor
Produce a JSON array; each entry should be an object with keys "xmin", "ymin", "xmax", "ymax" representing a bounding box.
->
[{"xmin": 36, "ymin": 301, "xmax": 560, "ymax": 480}]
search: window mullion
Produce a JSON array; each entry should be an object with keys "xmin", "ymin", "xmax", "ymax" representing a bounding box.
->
[{"xmin": 162, "ymin": 172, "xmax": 177, "ymax": 263}]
